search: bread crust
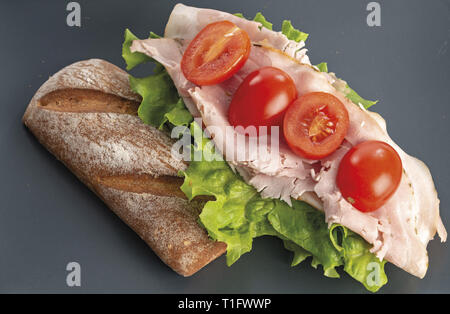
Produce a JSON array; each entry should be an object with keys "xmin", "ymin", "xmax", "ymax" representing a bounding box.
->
[{"xmin": 23, "ymin": 59, "xmax": 226, "ymax": 277}]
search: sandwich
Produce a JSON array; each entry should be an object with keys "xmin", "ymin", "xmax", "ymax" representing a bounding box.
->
[{"xmin": 23, "ymin": 3, "xmax": 446, "ymax": 292}]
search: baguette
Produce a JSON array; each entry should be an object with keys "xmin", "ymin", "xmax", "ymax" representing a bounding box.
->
[{"xmin": 22, "ymin": 59, "xmax": 226, "ymax": 276}]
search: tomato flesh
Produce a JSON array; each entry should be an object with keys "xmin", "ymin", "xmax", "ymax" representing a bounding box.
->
[
  {"xmin": 337, "ymin": 140, "xmax": 403, "ymax": 212},
  {"xmin": 283, "ymin": 92, "xmax": 349, "ymax": 160},
  {"xmin": 181, "ymin": 20, "xmax": 251, "ymax": 86},
  {"xmin": 228, "ymin": 66, "xmax": 297, "ymax": 136}
]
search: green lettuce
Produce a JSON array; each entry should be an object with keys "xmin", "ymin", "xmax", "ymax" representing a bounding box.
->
[
  {"xmin": 315, "ymin": 62, "xmax": 328, "ymax": 73},
  {"xmin": 268, "ymin": 201, "xmax": 343, "ymax": 278},
  {"xmin": 121, "ymin": 12, "xmax": 386, "ymax": 291},
  {"xmin": 330, "ymin": 225, "xmax": 387, "ymax": 292},
  {"xmin": 179, "ymin": 122, "xmax": 275, "ymax": 265},
  {"xmin": 345, "ymin": 87, "xmax": 378, "ymax": 109},
  {"xmin": 123, "ymin": 29, "xmax": 192, "ymax": 129},
  {"xmin": 315, "ymin": 61, "xmax": 378, "ymax": 109},
  {"xmin": 281, "ymin": 20, "xmax": 309, "ymax": 42},
  {"xmin": 235, "ymin": 12, "xmax": 308, "ymax": 42},
  {"xmin": 283, "ymin": 240, "xmax": 311, "ymax": 267},
  {"xmin": 122, "ymin": 28, "xmax": 157, "ymax": 70},
  {"xmin": 253, "ymin": 12, "xmax": 273, "ymax": 30}
]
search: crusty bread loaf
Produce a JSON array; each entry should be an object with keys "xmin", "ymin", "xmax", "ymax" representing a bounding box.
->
[{"xmin": 22, "ymin": 59, "xmax": 226, "ymax": 276}]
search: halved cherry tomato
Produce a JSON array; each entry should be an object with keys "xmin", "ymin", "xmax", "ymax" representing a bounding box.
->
[
  {"xmin": 337, "ymin": 140, "xmax": 403, "ymax": 212},
  {"xmin": 181, "ymin": 20, "xmax": 251, "ymax": 86},
  {"xmin": 283, "ymin": 92, "xmax": 349, "ymax": 160},
  {"xmin": 228, "ymin": 66, "xmax": 297, "ymax": 135}
]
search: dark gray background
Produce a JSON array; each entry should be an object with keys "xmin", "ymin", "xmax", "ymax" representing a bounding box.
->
[{"xmin": 0, "ymin": 0, "xmax": 449, "ymax": 293}]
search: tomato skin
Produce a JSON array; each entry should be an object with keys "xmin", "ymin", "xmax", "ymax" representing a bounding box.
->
[
  {"xmin": 283, "ymin": 92, "xmax": 349, "ymax": 160},
  {"xmin": 181, "ymin": 20, "xmax": 251, "ymax": 86},
  {"xmin": 228, "ymin": 66, "xmax": 297, "ymax": 135},
  {"xmin": 337, "ymin": 140, "xmax": 403, "ymax": 212}
]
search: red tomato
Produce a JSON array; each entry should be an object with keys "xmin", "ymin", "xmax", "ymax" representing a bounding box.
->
[
  {"xmin": 283, "ymin": 92, "xmax": 349, "ymax": 160},
  {"xmin": 181, "ymin": 20, "xmax": 251, "ymax": 86},
  {"xmin": 337, "ymin": 140, "xmax": 403, "ymax": 212},
  {"xmin": 228, "ymin": 66, "xmax": 297, "ymax": 135}
]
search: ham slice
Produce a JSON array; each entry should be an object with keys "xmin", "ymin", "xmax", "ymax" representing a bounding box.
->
[{"xmin": 130, "ymin": 3, "xmax": 446, "ymax": 278}]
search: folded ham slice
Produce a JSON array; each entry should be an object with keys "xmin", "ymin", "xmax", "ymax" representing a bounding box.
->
[{"xmin": 131, "ymin": 3, "xmax": 446, "ymax": 278}]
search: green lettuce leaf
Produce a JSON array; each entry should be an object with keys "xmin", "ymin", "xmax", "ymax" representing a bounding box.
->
[
  {"xmin": 180, "ymin": 122, "xmax": 312, "ymax": 266},
  {"xmin": 235, "ymin": 12, "xmax": 308, "ymax": 42},
  {"xmin": 122, "ymin": 29, "xmax": 152, "ymax": 71},
  {"xmin": 282, "ymin": 20, "xmax": 309, "ymax": 42},
  {"xmin": 253, "ymin": 12, "xmax": 273, "ymax": 30},
  {"xmin": 122, "ymin": 29, "xmax": 193, "ymax": 129},
  {"xmin": 345, "ymin": 87, "xmax": 378, "ymax": 109},
  {"xmin": 164, "ymin": 98, "xmax": 193, "ymax": 127},
  {"xmin": 315, "ymin": 62, "xmax": 328, "ymax": 73},
  {"xmin": 283, "ymin": 240, "xmax": 312, "ymax": 267},
  {"xmin": 315, "ymin": 61, "xmax": 378, "ymax": 109},
  {"xmin": 268, "ymin": 200, "xmax": 342, "ymax": 278},
  {"xmin": 179, "ymin": 123, "xmax": 262, "ymax": 265},
  {"xmin": 269, "ymin": 201, "xmax": 387, "ymax": 291},
  {"xmin": 330, "ymin": 225, "xmax": 387, "ymax": 292},
  {"xmin": 129, "ymin": 71, "xmax": 192, "ymax": 129}
]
